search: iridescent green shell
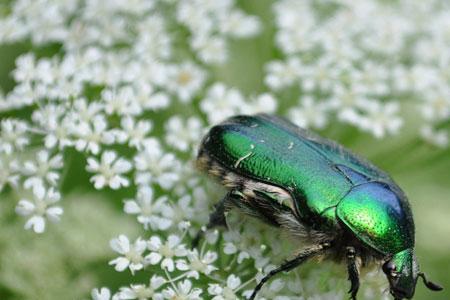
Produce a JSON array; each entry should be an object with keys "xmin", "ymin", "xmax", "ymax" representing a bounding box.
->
[{"xmin": 199, "ymin": 114, "xmax": 415, "ymax": 255}]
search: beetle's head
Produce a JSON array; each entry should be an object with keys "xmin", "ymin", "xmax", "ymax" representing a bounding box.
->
[{"xmin": 383, "ymin": 248, "xmax": 442, "ymax": 299}]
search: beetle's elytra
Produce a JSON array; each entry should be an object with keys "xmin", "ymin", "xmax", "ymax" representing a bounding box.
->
[{"xmin": 194, "ymin": 114, "xmax": 442, "ymax": 300}]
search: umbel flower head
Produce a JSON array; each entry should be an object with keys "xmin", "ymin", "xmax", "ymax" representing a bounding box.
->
[
  {"xmin": 0, "ymin": 0, "xmax": 448, "ymax": 299},
  {"xmin": 15, "ymin": 184, "xmax": 63, "ymax": 233}
]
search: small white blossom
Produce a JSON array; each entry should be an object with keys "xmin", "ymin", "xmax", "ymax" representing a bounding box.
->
[
  {"xmin": 146, "ymin": 235, "xmax": 188, "ymax": 272},
  {"xmin": 358, "ymin": 101, "xmax": 403, "ymax": 138},
  {"xmin": 87, "ymin": 151, "xmax": 132, "ymax": 189},
  {"xmin": 219, "ymin": 11, "xmax": 260, "ymax": 38},
  {"xmin": 420, "ymin": 88, "xmax": 450, "ymax": 122},
  {"xmin": 264, "ymin": 58, "xmax": 302, "ymax": 90},
  {"xmin": 162, "ymin": 280, "xmax": 202, "ymax": 300},
  {"xmin": 91, "ymin": 287, "xmax": 112, "ymax": 300},
  {"xmin": 191, "ymin": 35, "xmax": 227, "ymax": 64},
  {"xmin": 288, "ymin": 96, "xmax": 330, "ymax": 129},
  {"xmin": 22, "ymin": 150, "xmax": 63, "ymax": 190},
  {"xmin": 200, "ymin": 83, "xmax": 245, "ymax": 124},
  {"xmin": 131, "ymin": 82, "xmax": 171, "ymax": 112},
  {"xmin": 123, "ymin": 186, "xmax": 172, "ymax": 230},
  {"xmin": 115, "ymin": 275, "xmax": 165, "ymax": 300},
  {"xmin": 0, "ymin": 156, "xmax": 20, "ymax": 191},
  {"xmin": 420, "ymin": 125, "xmax": 449, "ymax": 148},
  {"xmin": 177, "ymin": 249, "xmax": 218, "ymax": 279},
  {"xmin": 32, "ymin": 104, "xmax": 74, "ymax": 149},
  {"xmin": 134, "ymin": 139, "xmax": 180, "ymax": 189},
  {"xmin": 109, "ymin": 235, "xmax": 147, "ymax": 274},
  {"xmin": 242, "ymin": 93, "xmax": 278, "ymax": 115},
  {"xmin": 15, "ymin": 185, "xmax": 63, "ymax": 233},
  {"xmin": 114, "ymin": 117, "xmax": 153, "ymax": 150},
  {"xmin": 168, "ymin": 195, "xmax": 195, "ymax": 224},
  {"xmin": 166, "ymin": 62, "xmax": 206, "ymax": 103},
  {"xmin": 208, "ymin": 274, "xmax": 242, "ymax": 300},
  {"xmin": 74, "ymin": 115, "xmax": 115, "ymax": 154},
  {"xmin": 102, "ymin": 87, "xmax": 141, "ymax": 116},
  {"xmin": 165, "ymin": 116, "xmax": 204, "ymax": 152},
  {"xmin": 0, "ymin": 119, "xmax": 29, "ymax": 154},
  {"xmin": 71, "ymin": 98, "xmax": 104, "ymax": 124}
]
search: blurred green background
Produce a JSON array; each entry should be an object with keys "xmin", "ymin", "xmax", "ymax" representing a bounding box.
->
[{"xmin": 0, "ymin": 1, "xmax": 449, "ymax": 299}]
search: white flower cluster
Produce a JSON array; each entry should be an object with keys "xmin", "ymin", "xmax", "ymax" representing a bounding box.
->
[
  {"xmin": 0, "ymin": 0, "xmax": 272, "ymax": 235},
  {"xmin": 95, "ymin": 216, "xmax": 344, "ymax": 300},
  {"xmin": 267, "ymin": 0, "xmax": 450, "ymax": 145},
  {"xmin": 0, "ymin": 0, "xmax": 444, "ymax": 299}
]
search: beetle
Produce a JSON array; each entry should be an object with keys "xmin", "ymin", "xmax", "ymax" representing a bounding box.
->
[{"xmin": 194, "ymin": 114, "xmax": 442, "ymax": 300}]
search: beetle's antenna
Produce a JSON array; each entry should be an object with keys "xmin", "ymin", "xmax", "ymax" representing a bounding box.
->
[{"xmin": 418, "ymin": 272, "xmax": 443, "ymax": 291}]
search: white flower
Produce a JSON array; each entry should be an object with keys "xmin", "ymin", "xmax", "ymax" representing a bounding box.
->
[
  {"xmin": 420, "ymin": 88, "xmax": 450, "ymax": 121},
  {"xmin": 242, "ymin": 93, "xmax": 278, "ymax": 115},
  {"xmin": 166, "ymin": 62, "xmax": 206, "ymax": 103},
  {"xmin": 102, "ymin": 87, "xmax": 141, "ymax": 116},
  {"xmin": 420, "ymin": 125, "xmax": 449, "ymax": 148},
  {"xmin": 115, "ymin": 275, "xmax": 165, "ymax": 300},
  {"xmin": 109, "ymin": 235, "xmax": 147, "ymax": 274},
  {"xmin": 329, "ymin": 86, "xmax": 370, "ymax": 123},
  {"xmin": 0, "ymin": 156, "xmax": 20, "ymax": 191},
  {"xmin": 13, "ymin": 53, "xmax": 37, "ymax": 83},
  {"xmin": 146, "ymin": 235, "xmax": 188, "ymax": 272},
  {"xmin": 222, "ymin": 221, "xmax": 268, "ymax": 266},
  {"xmin": 15, "ymin": 185, "xmax": 63, "ymax": 233},
  {"xmin": 351, "ymin": 61, "xmax": 390, "ymax": 96},
  {"xmin": 168, "ymin": 195, "xmax": 195, "ymax": 224},
  {"xmin": 264, "ymin": 58, "xmax": 302, "ymax": 90},
  {"xmin": 134, "ymin": 139, "xmax": 180, "ymax": 189},
  {"xmin": 298, "ymin": 58, "xmax": 340, "ymax": 93},
  {"xmin": 165, "ymin": 116, "xmax": 204, "ymax": 152},
  {"xmin": 219, "ymin": 11, "xmax": 260, "ymax": 38},
  {"xmin": 288, "ymin": 96, "xmax": 330, "ymax": 129},
  {"xmin": 74, "ymin": 115, "xmax": 115, "ymax": 154},
  {"xmin": 22, "ymin": 150, "xmax": 63, "ymax": 190},
  {"xmin": 191, "ymin": 35, "xmax": 227, "ymax": 64},
  {"xmin": 91, "ymin": 287, "xmax": 112, "ymax": 300},
  {"xmin": 162, "ymin": 280, "xmax": 202, "ymax": 300},
  {"xmin": 200, "ymin": 83, "xmax": 245, "ymax": 124},
  {"xmin": 32, "ymin": 104, "xmax": 74, "ymax": 149},
  {"xmin": 0, "ymin": 119, "xmax": 29, "ymax": 154},
  {"xmin": 87, "ymin": 151, "xmax": 132, "ymax": 189},
  {"xmin": 178, "ymin": 249, "xmax": 218, "ymax": 279},
  {"xmin": 358, "ymin": 101, "xmax": 403, "ymax": 138},
  {"xmin": 134, "ymin": 15, "xmax": 171, "ymax": 60},
  {"xmin": 223, "ymin": 241, "xmax": 249, "ymax": 264},
  {"xmin": 273, "ymin": 1, "xmax": 316, "ymax": 54},
  {"xmin": 208, "ymin": 274, "xmax": 241, "ymax": 300},
  {"xmin": 131, "ymin": 82, "xmax": 170, "ymax": 112},
  {"xmin": 71, "ymin": 98, "xmax": 104, "ymax": 124},
  {"xmin": 114, "ymin": 116, "xmax": 153, "ymax": 150},
  {"xmin": 123, "ymin": 185, "xmax": 172, "ymax": 230}
]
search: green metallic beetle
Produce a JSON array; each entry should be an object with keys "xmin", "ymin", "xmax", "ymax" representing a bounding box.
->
[{"xmin": 194, "ymin": 114, "xmax": 442, "ymax": 300}]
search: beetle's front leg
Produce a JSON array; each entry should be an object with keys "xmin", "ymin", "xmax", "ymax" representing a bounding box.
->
[{"xmin": 346, "ymin": 246, "xmax": 360, "ymax": 300}]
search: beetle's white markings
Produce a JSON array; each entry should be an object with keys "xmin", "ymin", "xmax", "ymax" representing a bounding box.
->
[
  {"xmin": 250, "ymin": 144, "xmax": 255, "ymax": 149},
  {"xmin": 250, "ymin": 123, "xmax": 258, "ymax": 128},
  {"xmin": 288, "ymin": 141, "xmax": 294, "ymax": 149},
  {"xmin": 260, "ymin": 139, "xmax": 265, "ymax": 143},
  {"xmin": 234, "ymin": 151, "xmax": 252, "ymax": 168}
]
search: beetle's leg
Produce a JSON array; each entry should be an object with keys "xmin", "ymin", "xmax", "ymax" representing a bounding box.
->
[
  {"xmin": 346, "ymin": 246, "xmax": 360, "ymax": 300},
  {"xmin": 249, "ymin": 242, "xmax": 332, "ymax": 300},
  {"xmin": 191, "ymin": 191, "xmax": 236, "ymax": 248}
]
